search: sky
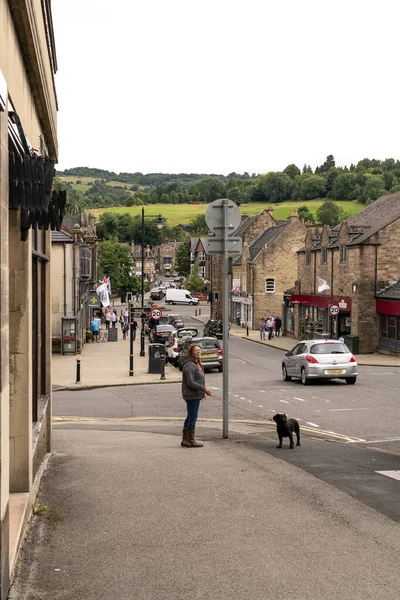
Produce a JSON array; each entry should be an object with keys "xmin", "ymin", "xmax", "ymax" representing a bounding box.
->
[{"xmin": 52, "ymin": 0, "xmax": 400, "ymax": 176}]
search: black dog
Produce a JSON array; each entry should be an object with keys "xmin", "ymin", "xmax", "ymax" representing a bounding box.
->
[{"xmin": 272, "ymin": 414, "xmax": 301, "ymax": 449}]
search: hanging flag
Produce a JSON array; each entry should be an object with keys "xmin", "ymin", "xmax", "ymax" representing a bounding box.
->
[
  {"xmin": 317, "ymin": 276, "xmax": 330, "ymax": 293},
  {"xmin": 96, "ymin": 282, "xmax": 110, "ymax": 307}
]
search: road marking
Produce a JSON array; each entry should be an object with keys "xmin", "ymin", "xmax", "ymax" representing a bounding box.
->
[
  {"xmin": 314, "ymin": 410, "xmax": 321, "ymax": 412},
  {"xmin": 306, "ymin": 422, "xmax": 320, "ymax": 427},
  {"xmin": 248, "ymin": 400, "xmax": 253, "ymax": 403},
  {"xmin": 326, "ymin": 400, "xmax": 330, "ymax": 403},
  {"xmin": 229, "ymin": 352, "xmax": 261, "ymax": 367},
  {"xmin": 260, "ymin": 390, "xmax": 266, "ymax": 393},
  {"xmin": 376, "ymin": 471, "xmax": 400, "ymax": 481},
  {"xmin": 328, "ymin": 408, "xmax": 368, "ymax": 412},
  {"xmin": 293, "ymin": 397, "xmax": 305, "ymax": 402},
  {"xmin": 240, "ymin": 397, "xmax": 245, "ymax": 400},
  {"xmin": 258, "ymin": 405, "xmax": 263, "ymax": 408},
  {"xmin": 280, "ymin": 399, "xmax": 289, "ymax": 404},
  {"xmin": 210, "ymin": 386, "xmax": 220, "ymax": 390},
  {"xmin": 357, "ymin": 437, "xmax": 400, "ymax": 444},
  {"xmin": 234, "ymin": 394, "xmax": 239, "ymax": 397}
]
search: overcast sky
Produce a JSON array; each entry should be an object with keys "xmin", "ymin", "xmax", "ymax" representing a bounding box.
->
[{"xmin": 52, "ymin": 0, "xmax": 400, "ymax": 176}]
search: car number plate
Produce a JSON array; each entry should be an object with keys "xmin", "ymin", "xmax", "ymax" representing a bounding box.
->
[
  {"xmin": 202, "ymin": 353, "xmax": 213, "ymax": 358},
  {"xmin": 326, "ymin": 369, "xmax": 345, "ymax": 375}
]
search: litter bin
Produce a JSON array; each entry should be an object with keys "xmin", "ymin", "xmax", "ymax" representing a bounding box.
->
[
  {"xmin": 345, "ymin": 335, "xmax": 359, "ymax": 354},
  {"xmin": 148, "ymin": 343, "xmax": 166, "ymax": 374}
]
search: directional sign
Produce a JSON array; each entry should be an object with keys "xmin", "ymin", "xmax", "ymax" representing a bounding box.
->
[
  {"xmin": 150, "ymin": 308, "xmax": 162, "ymax": 320},
  {"xmin": 205, "ymin": 198, "xmax": 241, "ymax": 234},
  {"xmin": 206, "ymin": 236, "xmax": 242, "ymax": 255},
  {"xmin": 329, "ymin": 304, "xmax": 340, "ymax": 316}
]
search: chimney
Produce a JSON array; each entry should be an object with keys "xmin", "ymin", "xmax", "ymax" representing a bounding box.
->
[{"xmin": 289, "ymin": 208, "xmax": 299, "ymax": 221}]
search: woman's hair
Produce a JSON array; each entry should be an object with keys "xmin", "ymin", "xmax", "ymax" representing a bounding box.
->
[{"xmin": 187, "ymin": 343, "xmax": 200, "ymax": 359}]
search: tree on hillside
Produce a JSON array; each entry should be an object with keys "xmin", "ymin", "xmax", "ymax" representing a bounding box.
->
[
  {"xmin": 188, "ymin": 214, "xmax": 209, "ymax": 235},
  {"xmin": 97, "ymin": 213, "xmax": 119, "ymax": 240},
  {"xmin": 330, "ymin": 172, "xmax": 361, "ymax": 200},
  {"xmin": 98, "ymin": 240, "xmax": 139, "ymax": 295},
  {"xmin": 302, "ymin": 164, "xmax": 313, "ymax": 174},
  {"xmin": 360, "ymin": 174, "xmax": 388, "ymax": 205},
  {"xmin": 175, "ymin": 239, "xmax": 191, "ymax": 276},
  {"xmin": 315, "ymin": 155, "xmax": 335, "ymax": 174},
  {"xmin": 316, "ymin": 201, "xmax": 346, "ymax": 227},
  {"xmin": 297, "ymin": 205, "xmax": 315, "ymax": 224},
  {"xmin": 255, "ymin": 172, "xmax": 293, "ymax": 203},
  {"xmin": 191, "ymin": 177, "xmax": 225, "ymax": 203},
  {"xmin": 292, "ymin": 174, "xmax": 326, "ymax": 200},
  {"xmin": 283, "ymin": 164, "xmax": 301, "ymax": 180}
]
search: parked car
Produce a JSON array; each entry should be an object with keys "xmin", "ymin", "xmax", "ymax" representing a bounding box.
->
[
  {"xmin": 149, "ymin": 324, "xmax": 176, "ymax": 344},
  {"xmin": 178, "ymin": 336, "xmax": 223, "ymax": 372},
  {"xmin": 203, "ymin": 319, "xmax": 231, "ymax": 339},
  {"xmin": 166, "ymin": 327, "xmax": 199, "ymax": 367},
  {"xmin": 282, "ymin": 339, "xmax": 358, "ymax": 385},
  {"xmin": 165, "ymin": 288, "xmax": 199, "ymax": 305},
  {"xmin": 150, "ymin": 289, "xmax": 164, "ymax": 301},
  {"xmin": 167, "ymin": 313, "xmax": 184, "ymax": 329},
  {"xmin": 146, "ymin": 315, "xmax": 169, "ymax": 335}
]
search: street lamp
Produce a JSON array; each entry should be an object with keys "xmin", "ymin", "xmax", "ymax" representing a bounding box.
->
[{"xmin": 140, "ymin": 209, "xmax": 164, "ymax": 357}]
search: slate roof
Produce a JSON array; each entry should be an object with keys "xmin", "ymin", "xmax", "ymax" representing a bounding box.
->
[
  {"xmin": 234, "ymin": 215, "xmax": 258, "ymax": 237},
  {"xmin": 376, "ymin": 281, "xmax": 400, "ymax": 300},
  {"xmin": 190, "ymin": 237, "xmax": 199, "ymax": 253},
  {"xmin": 248, "ymin": 223, "xmax": 289, "ymax": 262},
  {"xmin": 51, "ymin": 229, "xmax": 73, "ymax": 243}
]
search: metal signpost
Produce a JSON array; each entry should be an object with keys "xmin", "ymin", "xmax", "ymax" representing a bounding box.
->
[
  {"xmin": 205, "ymin": 198, "xmax": 242, "ymax": 438},
  {"xmin": 150, "ymin": 307, "xmax": 162, "ymax": 342}
]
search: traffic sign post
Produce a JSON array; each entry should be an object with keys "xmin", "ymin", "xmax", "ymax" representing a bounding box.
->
[
  {"xmin": 329, "ymin": 305, "xmax": 340, "ymax": 316},
  {"xmin": 205, "ymin": 198, "xmax": 242, "ymax": 439},
  {"xmin": 150, "ymin": 308, "xmax": 162, "ymax": 345}
]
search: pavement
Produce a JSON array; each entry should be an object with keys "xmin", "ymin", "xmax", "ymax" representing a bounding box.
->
[
  {"xmin": 52, "ymin": 308, "xmax": 400, "ymax": 392},
  {"xmin": 8, "ymin": 420, "xmax": 400, "ymax": 599}
]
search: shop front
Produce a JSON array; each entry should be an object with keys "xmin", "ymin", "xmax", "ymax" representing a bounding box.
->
[
  {"xmin": 231, "ymin": 295, "xmax": 253, "ymax": 327},
  {"xmin": 376, "ymin": 299, "xmax": 400, "ymax": 353},
  {"xmin": 291, "ymin": 294, "xmax": 352, "ymax": 340}
]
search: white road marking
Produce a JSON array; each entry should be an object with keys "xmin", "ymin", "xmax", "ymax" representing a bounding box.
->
[
  {"xmin": 210, "ymin": 386, "xmax": 220, "ymax": 390},
  {"xmin": 326, "ymin": 400, "xmax": 330, "ymax": 403},
  {"xmin": 314, "ymin": 410, "xmax": 321, "ymax": 412},
  {"xmin": 328, "ymin": 408, "xmax": 368, "ymax": 412},
  {"xmin": 234, "ymin": 395, "xmax": 239, "ymax": 397},
  {"xmin": 293, "ymin": 397, "xmax": 305, "ymax": 402},
  {"xmin": 258, "ymin": 405, "xmax": 263, "ymax": 408},
  {"xmin": 280, "ymin": 400, "xmax": 289, "ymax": 404},
  {"xmin": 240, "ymin": 397, "xmax": 245, "ymax": 400},
  {"xmin": 248, "ymin": 400, "xmax": 253, "ymax": 403},
  {"xmin": 229, "ymin": 352, "xmax": 260, "ymax": 367},
  {"xmin": 376, "ymin": 471, "xmax": 400, "ymax": 481},
  {"xmin": 359, "ymin": 437, "xmax": 400, "ymax": 444},
  {"xmin": 260, "ymin": 390, "xmax": 266, "ymax": 393},
  {"xmin": 311, "ymin": 397, "xmax": 317, "ymax": 399},
  {"xmin": 306, "ymin": 422, "xmax": 320, "ymax": 427}
]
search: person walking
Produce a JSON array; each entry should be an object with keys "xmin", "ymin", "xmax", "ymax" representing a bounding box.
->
[
  {"xmin": 124, "ymin": 308, "xmax": 129, "ymax": 323},
  {"xmin": 105, "ymin": 309, "xmax": 111, "ymax": 331},
  {"xmin": 266, "ymin": 317, "xmax": 273, "ymax": 340},
  {"xmin": 90, "ymin": 319, "xmax": 100, "ymax": 343},
  {"xmin": 259, "ymin": 318, "xmax": 266, "ymax": 340},
  {"xmin": 131, "ymin": 318, "xmax": 138, "ymax": 341},
  {"xmin": 111, "ymin": 311, "xmax": 117, "ymax": 328},
  {"xmin": 275, "ymin": 315, "xmax": 282, "ymax": 337},
  {"xmin": 181, "ymin": 344, "xmax": 212, "ymax": 448},
  {"xmin": 119, "ymin": 313, "xmax": 125, "ymax": 332}
]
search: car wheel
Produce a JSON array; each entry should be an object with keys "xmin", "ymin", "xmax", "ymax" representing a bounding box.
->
[
  {"xmin": 218, "ymin": 365, "xmax": 223, "ymax": 372},
  {"xmin": 189, "ymin": 301, "xmax": 194, "ymax": 305},
  {"xmin": 346, "ymin": 377, "xmax": 357, "ymax": 385},
  {"xmin": 301, "ymin": 367, "xmax": 310, "ymax": 385},
  {"xmin": 282, "ymin": 365, "xmax": 291, "ymax": 381}
]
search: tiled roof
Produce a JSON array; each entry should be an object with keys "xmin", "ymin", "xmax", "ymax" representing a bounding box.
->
[
  {"xmin": 376, "ymin": 281, "xmax": 400, "ymax": 300},
  {"xmin": 248, "ymin": 223, "xmax": 288, "ymax": 262},
  {"xmin": 51, "ymin": 230, "xmax": 73, "ymax": 242},
  {"xmin": 344, "ymin": 192, "xmax": 400, "ymax": 245},
  {"xmin": 234, "ymin": 215, "xmax": 257, "ymax": 237},
  {"xmin": 190, "ymin": 237, "xmax": 199, "ymax": 253}
]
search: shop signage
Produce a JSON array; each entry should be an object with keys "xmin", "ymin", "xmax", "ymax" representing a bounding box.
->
[
  {"xmin": 291, "ymin": 294, "xmax": 352, "ymax": 311},
  {"xmin": 88, "ymin": 293, "xmax": 102, "ymax": 309}
]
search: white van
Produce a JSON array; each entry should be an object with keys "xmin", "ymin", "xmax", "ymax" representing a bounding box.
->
[{"xmin": 165, "ymin": 288, "xmax": 199, "ymax": 305}]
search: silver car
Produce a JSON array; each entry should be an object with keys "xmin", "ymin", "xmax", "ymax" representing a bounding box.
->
[{"xmin": 282, "ymin": 339, "xmax": 358, "ymax": 385}]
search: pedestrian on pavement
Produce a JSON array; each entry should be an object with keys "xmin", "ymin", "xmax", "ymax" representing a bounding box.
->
[
  {"xmin": 111, "ymin": 311, "xmax": 117, "ymax": 328},
  {"xmin": 119, "ymin": 313, "xmax": 125, "ymax": 332},
  {"xmin": 136, "ymin": 292, "xmax": 140, "ymax": 302},
  {"xmin": 181, "ymin": 344, "xmax": 212, "ymax": 448},
  {"xmin": 90, "ymin": 319, "xmax": 100, "ymax": 343},
  {"xmin": 131, "ymin": 318, "xmax": 138, "ymax": 341},
  {"xmin": 275, "ymin": 315, "xmax": 282, "ymax": 337},
  {"xmin": 124, "ymin": 308, "xmax": 129, "ymax": 323},
  {"xmin": 122, "ymin": 322, "xmax": 129, "ymax": 340},
  {"xmin": 259, "ymin": 318, "xmax": 266, "ymax": 340},
  {"xmin": 266, "ymin": 317, "xmax": 274, "ymax": 340},
  {"xmin": 105, "ymin": 309, "xmax": 111, "ymax": 330}
]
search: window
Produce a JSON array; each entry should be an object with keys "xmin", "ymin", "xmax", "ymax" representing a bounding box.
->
[
  {"xmin": 198, "ymin": 266, "xmax": 205, "ymax": 278},
  {"xmin": 265, "ymin": 278, "xmax": 275, "ymax": 293},
  {"xmin": 321, "ymin": 247, "xmax": 327, "ymax": 264},
  {"xmin": 340, "ymin": 244, "xmax": 347, "ymax": 264},
  {"xmin": 190, "ymin": 252, "xmax": 194, "ymax": 262},
  {"xmin": 306, "ymin": 250, "xmax": 311, "ymax": 266},
  {"xmin": 80, "ymin": 245, "xmax": 91, "ymax": 279},
  {"xmin": 198, "ymin": 251, "xmax": 205, "ymax": 262}
]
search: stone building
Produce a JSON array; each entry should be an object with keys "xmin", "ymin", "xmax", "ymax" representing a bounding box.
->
[
  {"xmin": 156, "ymin": 240, "xmax": 183, "ymax": 277},
  {"xmin": 232, "ymin": 211, "xmax": 307, "ymax": 329},
  {"xmin": 190, "ymin": 237, "xmax": 210, "ymax": 279},
  {"xmin": 51, "ymin": 214, "xmax": 98, "ymax": 353},
  {"xmin": 293, "ymin": 193, "xmax": 400, "ymax": 354},
  {"xmin": 0, "ymin": 0, "xmax": 59, "ymax": 595},
  {"xmin": 131, "ymin": 243, "xmax": 156, "ymax": 282}
]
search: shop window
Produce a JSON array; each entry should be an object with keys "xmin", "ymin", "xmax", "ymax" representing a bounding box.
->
[
  {"xmin": 340, "ymin": 244, "xmax": 347, "ymax": 264},
  {"xmin": 380, "ymin": 315, "xmax": 387, "ymax": 337},
  {"xmin": 306, "ymin": 250, "xmax": 311, "ymax": 266},
  {"xmin": 321, "ymin": 247, "xmax": 327, "ymax": 264},
  {"xmin": 388, "ymin": 316, "xmax": 396, "ymax": 339},
  {"xmin": 80, "ymin": 245, "xmax": 91, "ymax": 279},
  {"xmin": 265, "ymin": 278, "xmax": 275, "ymax": 294}
]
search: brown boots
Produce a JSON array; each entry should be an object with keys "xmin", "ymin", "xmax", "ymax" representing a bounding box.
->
[{"xmin": 181, "ymin": 427, "xmax": 203, "ymax": 448}]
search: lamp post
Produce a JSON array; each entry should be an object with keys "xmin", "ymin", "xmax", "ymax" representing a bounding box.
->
[{"xmin": 140, "ymin": 208, "xmax": 164, "ymax": 357}]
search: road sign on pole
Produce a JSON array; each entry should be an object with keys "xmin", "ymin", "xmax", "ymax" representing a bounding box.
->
[
  {"xmin": 150, "ymin": 308, "xmax": 162, "ymax": 320},
  {"xmin": 205, "ymin": 198, "xmax": 242, "ymax": 440},
  {"xmin": 329, "ymin": 305, "xmax": 339, "ymax": 316}
]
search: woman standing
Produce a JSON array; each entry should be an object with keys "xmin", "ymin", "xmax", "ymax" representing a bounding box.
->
[{"xmin": 181, "ymin": 344, "xmax": 212, "ymax": 448}]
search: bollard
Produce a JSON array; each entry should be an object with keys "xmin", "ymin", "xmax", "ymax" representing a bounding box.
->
[
  {"xmin": 195, "ymin": 309, "xmax": 197, "ymax": 317},
  {"xmin": 199, "ymin": 308, "xmax": 201, "ymax": 316},
  {"xmin": 160, "ymin": 356, "xmax": 166, "ymax": 380},
  {"xmin": 75, "ymin": 358, "xmax": 81, "ymax": 384},
  {"xmin": 246, "ymin": 325, "xmax": 249, "ymax": 336}
]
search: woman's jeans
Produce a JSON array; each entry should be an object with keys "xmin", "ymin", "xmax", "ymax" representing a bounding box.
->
[{"xmin": 184, "ymin": 399, "xmax": 201, "ymax": 430}]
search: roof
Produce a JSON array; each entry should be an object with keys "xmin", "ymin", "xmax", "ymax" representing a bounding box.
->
[
  {"xmin": 190, "ymin": 237, "xmax": 199, "ymax": 253},
  {"xmin": 338, "ymin": 192, "xmax": 400, "ymax": 245},
  {"xmin": 248, "ymin": 223, "xmax": 289, "ymax": 262},
  {"xmin": 234, "ymin": 215, "xmax": 258, "ymax": 237},
  {"xmin": 51, "ymin": 229, "xmax": 73, "ymax": 243},
  {"xmin": 376, "ymin": 281, "xmax": 400, "ymax": 300}
]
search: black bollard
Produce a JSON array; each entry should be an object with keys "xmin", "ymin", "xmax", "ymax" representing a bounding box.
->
[
  {"xmin": 129, "ymin": 322, "xmax": 134, "ymax": 376},
  {"xmin": 199, "ymin": 308, "xmax": 201, "ymax": 316},
  {"xmin": 160, "ymin": 356, "xmax": 166, "ymax": 380},
  {"xmin": 246, "ymin": 325, "xmax": 249, "ymax": 336},
  {"xmin": 76, "ymin": 358, "xmax": 81, "ymax": 384}
]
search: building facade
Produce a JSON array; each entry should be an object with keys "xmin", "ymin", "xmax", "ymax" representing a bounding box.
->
[
  {"xmin": 132, "ymin": 243, "xmax": 156, "ymax": 282},
  {"xmin": 0, "ymin": 0, "xmax": 59, "ymax": 595},
  {"xmin": 157, "ymin": 241, "xmax": 183, "ymax": 277},
  {"xmin": 293, "ymin": 193, "xmax": 400, "ymax": 354}
]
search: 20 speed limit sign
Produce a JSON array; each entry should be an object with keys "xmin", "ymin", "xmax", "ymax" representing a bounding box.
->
[
  {"xmin": 329, "ymin": 305, "xmax": 339, "ymax": 316},
  {"xmin": 150, "ymin": 308, "xmax": 162, "ymax": 320}
]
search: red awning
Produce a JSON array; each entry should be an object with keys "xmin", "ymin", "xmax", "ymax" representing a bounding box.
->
[
  {"xmin": 376, "ymin": 299, "xmax": 400, "ymax": 316},
  {"xmin": 291, "ymin": 294, "xmax": 352, "ymax": 311}
]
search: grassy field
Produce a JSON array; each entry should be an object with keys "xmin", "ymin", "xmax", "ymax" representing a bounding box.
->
[
  {"xmin": 59, "ymin": 176, "xmax": 140, "ymax": 190},
  {"xmin": 89, "ymin": 200, "xmax": 364, "ymax": 227}
]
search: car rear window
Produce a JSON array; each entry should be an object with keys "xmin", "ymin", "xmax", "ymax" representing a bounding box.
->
[
  {"xmin": 198, "ymin": 340, "xmax": 220, "ymax": 349},
  {"xmin": 310, "ymin": 343, "xmax": 349, "ymax": 354}
]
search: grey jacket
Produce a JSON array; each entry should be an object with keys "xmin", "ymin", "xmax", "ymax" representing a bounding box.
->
[{"xmin": 182, "ymin": 359, "xmax": 206, "ymax": 400}]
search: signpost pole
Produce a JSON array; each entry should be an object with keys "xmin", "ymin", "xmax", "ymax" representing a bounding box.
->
[
  {"xmin": 129, "ymin": 301, "xmax": 134, "ymax": 376},
  {"xmin": 222, "ymin": 199, "xmax": 229, "ymax": 439}
]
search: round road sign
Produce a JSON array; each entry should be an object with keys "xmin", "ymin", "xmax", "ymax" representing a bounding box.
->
[
  {"xmin": 205, "ymin": 198, "xmax": 241, "ymax": 233},
  {"xmin": 329, "ymin": 305, "xmax": 339, "ymax": 316},
  {"xmin": 150, "ymin": 308, "xmax": 162, "ymax": 320}
]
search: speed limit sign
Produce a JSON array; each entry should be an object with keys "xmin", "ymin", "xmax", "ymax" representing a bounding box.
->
[
  {"xmin": 150, "ymin": 308, "xmax": 162, "ymax": 320},
  {"xmin": 329, "ymin": 304, "xmax": 339, "ymax": 316}
]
